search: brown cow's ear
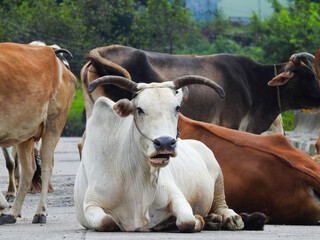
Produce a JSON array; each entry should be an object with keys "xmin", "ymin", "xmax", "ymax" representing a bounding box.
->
[
  {"xmin": 268, "ymin": 72, "xmax": 294, "ymax": 86},
  {"xmin": 113, "ymin": 99, "xmax": 133, "ymax": 118}
]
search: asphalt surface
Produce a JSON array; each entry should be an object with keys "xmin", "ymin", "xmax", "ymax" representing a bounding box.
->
[{"xmin": 0, "ymin": 137, "xmax": 319, "ymax": 240}]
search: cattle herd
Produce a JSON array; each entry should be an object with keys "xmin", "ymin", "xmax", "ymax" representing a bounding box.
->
[{"xmin": 0, "ymin": 42, "xmax": 319, "ymax": 233}]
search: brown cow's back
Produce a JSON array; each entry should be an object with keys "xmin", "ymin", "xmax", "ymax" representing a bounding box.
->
[
  {"xmin": 0, "ymin": 43, "xmax": 75, "ymax": 146},
  {"xmin": 178, "ymin": 114, "xmax": 320, "ymax": 224},
  {"xmin": 0, "ymin": 42, "xmax": 76, "ymax": 225}
]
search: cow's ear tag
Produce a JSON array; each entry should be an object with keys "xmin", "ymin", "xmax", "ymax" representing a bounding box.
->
[
  {"xmin": 268, "ymin": 71, "xmax": 294, "ymax": 86},
  {"xmin": 113, "ymin": 99, "xmax": 133, "ymax": 118}
]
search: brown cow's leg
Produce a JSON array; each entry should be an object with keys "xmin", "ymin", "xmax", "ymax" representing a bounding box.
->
[
  {"xmin": 2, "ymin": 147, "xmax": 17, "ymax": 202},
  {"xmin": 239, "ymin": 212, "xmax": 267, "ymax": 230},
  {"xmin": 77, "ymin": 130, "xmax": 86, "ymax": 160},
  {"xmin": 0, "ymin": 140, "xmax": 36, "ymax": 224},
  {"xmin": 27, "ymin": 146, "xmax": 55, "ymax": 194},
  {"xmin": 0, "ymin": 191, "xmax": 10, "ymax": 211},
  {"xmin": 32, "ymin": 131, "xmax": 58, "ymax": 224}
]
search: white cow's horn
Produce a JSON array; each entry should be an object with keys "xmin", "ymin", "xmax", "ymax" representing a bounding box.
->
[{"xmin": 88, "ymin": 75, "xmax": 138, "ymax": 93}]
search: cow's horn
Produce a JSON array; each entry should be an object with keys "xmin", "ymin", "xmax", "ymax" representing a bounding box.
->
[
  {"xmin": 88, "ymin": 48, "xmax": 132, "ymax": 80},
  {"xmin": 291, "ymin": 52, "xmax": 315, "ymax": 65},
  {"xmin": 54, "ymin": 49, "xmax": 73, "ymax": 58},
  {"xmin": 172, "ymin": 75, "xmax": 225, "ymax": 98},
  {"xmin": 315, "ymin": 49, "xmax": 320, "ymax": 81},
  {"xmin": 88, "ymin": 75, "xmax": 138, "ymax": 93}
]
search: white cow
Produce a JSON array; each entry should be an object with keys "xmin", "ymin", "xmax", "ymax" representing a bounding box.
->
[{"xmin": 74, "ymin": 75, "xmax": 244, "ymax": 232}]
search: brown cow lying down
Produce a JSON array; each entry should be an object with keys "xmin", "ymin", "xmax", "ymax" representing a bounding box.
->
[
  {"xmin": 312, "ymin": 136, "xmax": 320, "ymax": 164},
  {"xmin": 178, "ymin": 114, "xmax": 320, "ymax": 224}
]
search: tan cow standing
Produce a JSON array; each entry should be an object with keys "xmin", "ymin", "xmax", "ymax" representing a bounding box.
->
[{"xmin": 0, "ymin": 42, "xmax": 77, "ymax": 224}]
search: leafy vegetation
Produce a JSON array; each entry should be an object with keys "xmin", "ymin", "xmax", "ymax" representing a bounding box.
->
[{"xmin": 0, "ymin": 0, "xmax": 318, "ymax": 135}]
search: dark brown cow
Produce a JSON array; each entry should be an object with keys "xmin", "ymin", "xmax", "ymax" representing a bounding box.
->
[
  {"xmin": 0, "ymin": 42, "xmax": 77, "ymax": 225},
  {"xmin": 81, "ymin": 45, "xmax": 320, "ymax": 134},
  {"xmin": 178, "ymin": 113, "xmax": 320, "ymax": 224}
]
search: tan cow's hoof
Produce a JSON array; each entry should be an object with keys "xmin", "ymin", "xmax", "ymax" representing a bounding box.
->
[
  {"xmin": 0, "ymin": 214, "xmax": 16, "ymax": 225},
  {"xmin": 5, "ymin": 193, "xmax": 15, "ymax": 203},
  {"xmin": 32, "ymin": 214, "xmax": 46, "ymax": 224}
]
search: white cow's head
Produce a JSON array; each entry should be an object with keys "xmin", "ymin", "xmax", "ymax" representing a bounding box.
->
[{"xmin": 88, "ymin": 75, "xmax": 225, "ymax": 168}]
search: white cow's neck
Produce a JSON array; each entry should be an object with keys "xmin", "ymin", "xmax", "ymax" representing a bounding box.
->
[{"xmin": 108, "ymin": 115, "xmax": 160, "ymax": 230}]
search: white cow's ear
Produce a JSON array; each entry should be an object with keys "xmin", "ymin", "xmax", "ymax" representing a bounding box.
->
[
  {"xmin": 176, "ymin": 87, "xmax": 189, "ymax": 106},
  {"xmin": 113, "ymin": 99, "xmax": 133, "ymax": 118},
  {"xmin": 268, "ymin": 71, "xmax": 294, "ymax": 86}
]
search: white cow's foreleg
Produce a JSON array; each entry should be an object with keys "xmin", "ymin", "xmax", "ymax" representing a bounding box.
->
[
  {"xmin": 210, "ymin": 171, "xmax": 244, "ymax": 230},
  {"xmin": 84, "ymin": 204, "xmax": 119, "ymax": 232},
  {"xmin": 170, "ymin": 194, "xmax": 204, "ymax": 232}
]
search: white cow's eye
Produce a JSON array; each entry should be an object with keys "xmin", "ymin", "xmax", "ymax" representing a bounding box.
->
[
  {"xmin": 175, "ymin": 106, "xmax": 181, "ymax": 112},
  {"xmin": 137, "ymin": 107, "xmax": 145, "ymax": 115}
]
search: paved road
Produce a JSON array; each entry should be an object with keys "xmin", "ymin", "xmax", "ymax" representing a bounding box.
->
[{"xmin": 0, "ymin": 137, "xmax": 319, "ymax": 240}]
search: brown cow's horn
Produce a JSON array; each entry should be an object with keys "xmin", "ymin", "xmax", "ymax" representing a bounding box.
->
[
  {"xmin": 291, "ymin": 52, "xmax": 315, "ymax": 65},
  {"xmin": 54, "ymin": 49, "xmax": 73, "ymax": 58},
  {"xmin": 314, "ymin": 49, "xmax": 320, "ymax": 81},
  {"xmin": 88, "ymin": 48, "xmax": 132, "ymax": 80},
  {"xmin": 88, "ymin": 75, "xmax": 138, "ymax": 93},
  {"xmin": 172, "ymin": 75, "xmax": 225, "ymax": 98}
]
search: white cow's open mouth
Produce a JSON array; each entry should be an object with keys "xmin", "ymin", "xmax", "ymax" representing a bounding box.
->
[{"xmin": 149, "ymin": 154, "xmax": 171, "ymax": 167}]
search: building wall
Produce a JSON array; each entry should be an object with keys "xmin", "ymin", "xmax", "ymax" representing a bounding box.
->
[
  {"xmin": 184, "ymin": 0, "xmax": 288, "ymax": 21},
  {"xmin": 184, "ymin": 0, "xmax": 218, "ymax": 20},
  {"xmin": 219, "ymin": 0, "xmax": 288, "ymax": 20}
]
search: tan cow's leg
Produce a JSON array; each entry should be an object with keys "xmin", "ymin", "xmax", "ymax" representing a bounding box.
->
[
  {"xmin": 0, "ymin": 191, "xmax": 10, "ymax": 211},
  {"xmin": 2, "ymin": 147, "xmax": 17, "ymax": 202},
  {"xmin": 0, "ymin": 140, "xmax": 36, "ymax": 224},
  {"xmin": 32, "ymin": 131, "xmax": 58, "ymax": 224},
  {"xmin": 77, "ymin": 130, "xmax": 86, "ymax": 160},
  {"xmin": 84, "ymin": 205, "xmax": 119, "ymax": 231}
]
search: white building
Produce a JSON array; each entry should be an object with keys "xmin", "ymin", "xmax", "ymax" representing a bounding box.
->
[{"xmin": 184, "ymin": 0, "xmax": 288, "ymax": 21}]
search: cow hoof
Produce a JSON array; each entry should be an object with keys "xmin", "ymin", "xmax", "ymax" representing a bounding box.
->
[
  {"xmin": 5, "ymin": 194, "xmax": 15, "ymax": 203},
  {"xmin": 178, "ymin": 223, "xmax": 195, "ymax": 233},
  {"xmin": 240, "ymin": 212, "xmax": 267, "ymax": 230},
  {"xmin": 194, "ymin": 215, "xmax": 205, "ymax": 232},
  {"xmin": 204, "ymin": 213, "xmax": 222, "ymax": 230},
  {"xmin": 32, "ymin": 214, "xmax": 46, "ymax": 224},
  {"xmin": 177, "ymin": 219, "xmax": 197, "ymax": 233},
  {"xmin": 0, "ymin": 214, "xmax": 16, "ymax": 225}
]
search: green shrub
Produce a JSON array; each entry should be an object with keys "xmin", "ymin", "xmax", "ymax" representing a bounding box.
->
[
  {"xmin": 282, "ymin": 110, "xmax": 294, "ymax": 131},
  {"xmin": 62, "ymin": 84, "xmax": 86, "ymax": 137}
]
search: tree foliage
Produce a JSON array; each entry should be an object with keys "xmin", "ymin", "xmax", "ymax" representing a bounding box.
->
[
  {"xmin": 130, "ymin": 0, "xmax": 195, "ymax": 53},
  {"xmin": 0, "ymin": 0, "xmax": 319, "ymax": 134},
  {"xmin": 249, "ymin": 0, "xmax": 320, "ymax": 63}
]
